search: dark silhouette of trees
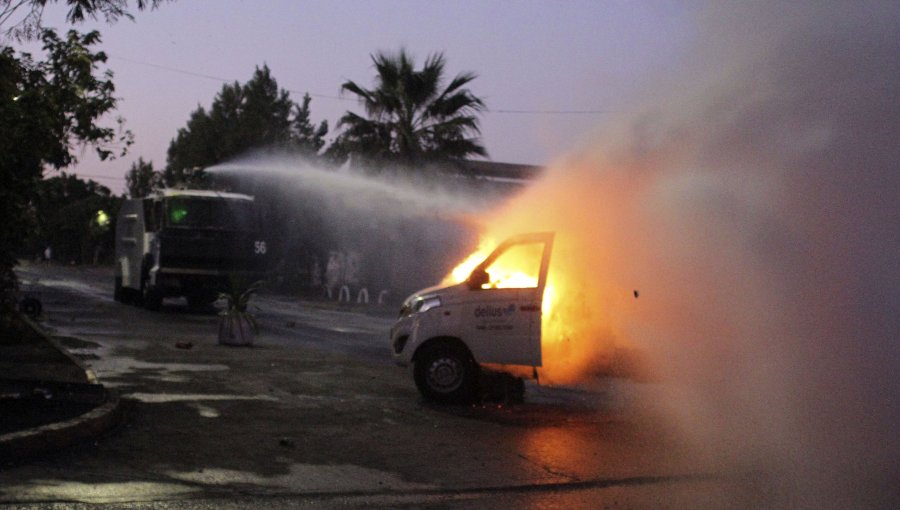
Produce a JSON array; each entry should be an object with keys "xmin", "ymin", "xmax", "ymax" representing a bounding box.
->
[
  {"xmin": 164, "ymin": 65, "xmax": 328, "ymax": 187},
  {"xmin": 1, "ymin": 0, "xmax": 166, "ymax": 40},
  {"xmin": 293, "ymin": 93, "xmax": 329, "ymax": 156},
  {"xmin": 125, "ymin": 157, "xmax": 162, "ymax": 198},
  {"xmin": 26, "ymin": 174, "xmax": 120, "ymax": 266},
  {"xmin": 0, "ymin": 29, "xmax": 132, "ymax": 300},
  {"xmin": 0, "ymin": 0, "xmax": 166, "ymax": 304}
]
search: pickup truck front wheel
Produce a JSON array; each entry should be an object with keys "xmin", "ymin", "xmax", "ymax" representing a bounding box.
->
[{"xmin": 414, "ymin": 344, "xmax": 478, "ymax": 404}]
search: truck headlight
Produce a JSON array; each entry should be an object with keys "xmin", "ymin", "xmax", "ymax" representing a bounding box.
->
[{"xmin": 415, "ymin": 296, "xmax": 442, "ymax": 314}]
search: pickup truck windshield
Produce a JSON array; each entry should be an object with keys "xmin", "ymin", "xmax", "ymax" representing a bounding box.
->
[
  {"xmin": 481, "ymin": 241, "xmax": 543, "ymax": 289},
  {"xmin": 165, "ymin": 197, "xmax": 257, "ymax": 231}
]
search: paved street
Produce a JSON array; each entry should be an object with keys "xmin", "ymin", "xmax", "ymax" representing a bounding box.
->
[{"xmin": 0, "ymin": 262, "xmax": 765, "ymax": 508}]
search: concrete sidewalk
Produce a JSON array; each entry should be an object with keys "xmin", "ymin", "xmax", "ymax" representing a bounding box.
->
[{"xmin": 0, "ymin": 309, "xmax": 121, "ymax": 462}]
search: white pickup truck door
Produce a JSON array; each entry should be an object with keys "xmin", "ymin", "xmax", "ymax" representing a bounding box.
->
[{"xmin": 462, "ymin": 232, "xmax": 554, "ymax": 367}]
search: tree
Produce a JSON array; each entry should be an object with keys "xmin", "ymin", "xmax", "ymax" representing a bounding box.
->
[
  {"xmin": 165, "ymin": 65, "xmax": 328, "ymax": 186},
  {"xmin": 1, "ymin": 0, "xmax": 165, "ymax": 40},
  {"xmin": 335, "ymin": 49, "xmax": 487, "ymax": 170},
  {"xmin": 234, "ymin": 64, "xmax": 293, "ymax": 149},
  {"xmin": 0, "ymin": 29, "xmax": 131, "ymax": 300},
  {"xmin": 125, "ymin": 157, "xmax": 161, "ymax": 198},
  {"xmin": 292, "ymin": 93, "xmax": 328, "ymax": 157},
  {"xmin": 27, "ymin": 173, "xmax": 120, "ymax": 265},
  {"xmin": 163, "ymin": 106, "xmax": 216, "ymax": 186}
]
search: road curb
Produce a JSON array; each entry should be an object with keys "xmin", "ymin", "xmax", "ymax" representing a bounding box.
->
[
  {"xmin": 1, "ymin": 294, "xmax": 124, "ymax": 463},
  {"xmin": 17, "ymin": 311, "xmax": 98, "ymax": 383},
  {"xmin": 0, "ymin": 385, "xmax": 122, "ymax": 462}
]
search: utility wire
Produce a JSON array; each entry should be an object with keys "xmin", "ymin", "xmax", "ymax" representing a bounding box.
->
[
  {"xmin": 110, "ymin": 55, "xmax": 352, "ymax": 102},
  {"xmin": 487, "ymin": 109, "xmax": 617, "ymax": 115},
  {"xmin": 110, "ymin": 55, "xmax": 240, "ymax": 88},
  {"xmin": 49, "ymin": 171, "xmax": 125, "ymax": 182},
  {"xmin": 109, "ymin": 54, "xmax": 616, "ymax": 115}
]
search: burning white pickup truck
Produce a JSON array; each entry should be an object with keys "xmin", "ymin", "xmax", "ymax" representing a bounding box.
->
[{"xmin": 391, "ymin": 232, "xmax": 554, "ymax": 403}]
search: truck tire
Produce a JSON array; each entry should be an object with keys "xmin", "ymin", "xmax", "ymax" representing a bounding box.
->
[
  {"xmin": 18, "ymin": 297, "xmax": 42, "ymax": 318},
  {"xmin": 414, "ymin": 343, "xmax": 478, "ymax": 404},
  {"xmin": 129, "ymin": 288, "xmax": 143, "ymax": 307},
  {"xmin": 114, "ymin": 277, "xmax": 124, "ymax": 303},
  {"xmin": 142, "ymin": 276, "xmax": 162, "ymax": 311}
]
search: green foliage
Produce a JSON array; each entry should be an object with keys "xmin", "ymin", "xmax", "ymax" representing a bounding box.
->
[
  {"xmin": 0, "ymin": 29, "xmax": 130, "ymax": 301},
  {"xmin": 238, "ymin": 65, "xmax": 293, "ymax": 147},
  {"xmin": 335, "ymin": 49, "xmax": 487, "ymax": 170},
  {"xmin": 220, "ymin": 277, "xmax": 262, "ymax": 313},
  {"xmin": 1, "ymin": 0, "xmax": 166, "ymax": 41},
  {"xmin": 125, "ymin": 156, "xmax": 161, "ymax": 198},
  {"xmin": 163, "ymin": 106, "xmax": 215, "ymax": 187},
  {"xmin": 218, "ymin": 277, "xmax": 262, "ymax": 332},
  {"xmin": 4, "ymin": 30, "xmax": 133, "ymax": 166},
  {"xmin": 164, "ymin": 66, "xmax": 328, "ymax": 187},
  {"xmin": 293, "ymin": 93, "xmax": 329, "ymax": 155}
]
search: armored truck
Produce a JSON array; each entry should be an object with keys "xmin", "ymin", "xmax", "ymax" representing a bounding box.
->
[{"xmin": 114, "ymin": 189, "xmax": 267, "ymax": 310}]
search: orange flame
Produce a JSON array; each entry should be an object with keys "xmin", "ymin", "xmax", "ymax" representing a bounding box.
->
[
  {"xmin": 443, "ymin": 204, "xmax": 629, "ymax": 385},
  {"xmin": 445, "ymin": 239, "xmax": 557, "ymax": 324}
]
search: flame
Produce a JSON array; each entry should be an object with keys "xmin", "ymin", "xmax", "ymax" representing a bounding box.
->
[
  {"xmin": 444, "ymin": 239, "xmax": 495, "ymax": 285},
  {"xmin": 446, "ymin": 240, "xmax": 556, "ymax": 315},
  {"xmin": 444, "ymin": 220, "xmax": 622, "ymax": 384}
]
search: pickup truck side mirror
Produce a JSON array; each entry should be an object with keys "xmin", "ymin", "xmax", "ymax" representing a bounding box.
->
[{"xmin": 467, "ymin": 268, "xmax": 490, "ymax": 290}]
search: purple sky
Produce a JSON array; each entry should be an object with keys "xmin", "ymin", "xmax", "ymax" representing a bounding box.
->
[{"xmin": 14, "ymin": 0, "xmax": 695, "ymax": 193}]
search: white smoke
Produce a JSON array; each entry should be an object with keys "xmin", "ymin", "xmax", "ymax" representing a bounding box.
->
[{"xmin": 523, "ymin": 1, "xmax": 900, "ymax": 507}]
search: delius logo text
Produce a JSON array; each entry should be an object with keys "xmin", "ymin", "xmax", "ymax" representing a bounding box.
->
[{"xmin": 474, "ymin": 304, "xmax": 516, "ymax": 318}]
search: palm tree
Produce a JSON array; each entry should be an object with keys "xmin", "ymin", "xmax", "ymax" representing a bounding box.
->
[{"xmin": 336, "ymin": 49, "xmax": 487, "ymax": 169}]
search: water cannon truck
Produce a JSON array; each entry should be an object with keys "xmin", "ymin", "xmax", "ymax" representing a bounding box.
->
[{"xmin": 114, "ymin": 189, "xmax": 268, "ymax": 310}]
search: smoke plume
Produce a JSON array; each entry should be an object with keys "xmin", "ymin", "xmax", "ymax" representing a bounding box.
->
[{"xmin": 466, "ymin": 1, "xmax": 898, "ymax": 507}]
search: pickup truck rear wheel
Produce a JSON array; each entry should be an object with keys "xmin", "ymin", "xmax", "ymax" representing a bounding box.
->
[{"xmin": 414, "ymin": 344, "xmax": 478, "ymax": 404}]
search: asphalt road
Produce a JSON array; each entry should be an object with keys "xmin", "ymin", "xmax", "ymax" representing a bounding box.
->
[{"xmin": 1, "ymin": 262, "xmax": 766, "ymax": 509}]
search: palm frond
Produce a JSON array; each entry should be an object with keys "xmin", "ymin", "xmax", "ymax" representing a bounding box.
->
[{"xmin": 335, "ymin": 48, "xmax": 487, "ymax": 167}]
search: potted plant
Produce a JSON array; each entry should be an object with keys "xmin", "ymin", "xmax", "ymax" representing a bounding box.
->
[{"xmin": 217, "ymin": 278, "xmax": 262, "ymax": 346}]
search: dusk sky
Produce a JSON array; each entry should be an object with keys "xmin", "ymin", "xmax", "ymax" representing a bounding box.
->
[{"xmin": 13, "ymin": 0, "xmax": 696, "ymax": 193}]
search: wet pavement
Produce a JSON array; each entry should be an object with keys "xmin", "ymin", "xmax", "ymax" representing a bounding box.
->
[{"xmin": 0, "ymin": 262, "xmax": 767, "ymax": 508}]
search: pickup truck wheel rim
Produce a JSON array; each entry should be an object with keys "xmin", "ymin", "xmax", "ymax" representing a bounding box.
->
[{"xmin": 427, "ymin": 356, "xmax": 464, "ymax": 392}]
